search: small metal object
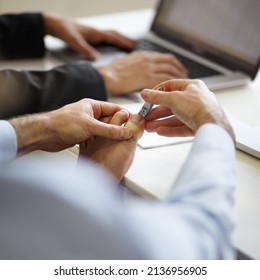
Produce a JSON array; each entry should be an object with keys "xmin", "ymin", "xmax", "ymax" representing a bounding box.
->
[
  {"xmin": 138, "ymin": 102, "xmax": 154, "ymax": 117},
  {"xmin": 138, "ymin": 86, "xmax": 163, "ymax": 117}
]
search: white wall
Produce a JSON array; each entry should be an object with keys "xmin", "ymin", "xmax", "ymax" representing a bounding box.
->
[{"xmin": 0, "ymin": 0, "xmax": 157, "ymax": 18}]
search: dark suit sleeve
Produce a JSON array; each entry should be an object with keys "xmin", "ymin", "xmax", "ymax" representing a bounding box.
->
[
  {"xmin": 0, "ymin": 61, "xmax": 107, "ymax": 119},
  {"xmin": 0, "ymin": 13, "xmax": 45, "ymax": 59}
]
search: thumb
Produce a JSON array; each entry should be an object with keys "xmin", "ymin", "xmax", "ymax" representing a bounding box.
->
[
  {"xmin": 141, "ymin": 88, "xmax": 180, "ymax": 107},
  {"xmin": 125, "ymin": 114, "xmax": 145, "ymax": 140},
  {"xmin": 91, "ymin": 119, "xmax": 132, "ymax": 140}
]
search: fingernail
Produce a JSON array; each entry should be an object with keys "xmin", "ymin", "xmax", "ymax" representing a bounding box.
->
[
  {"xmin": 130, "ymin": 114, "xmax": 143, "ymax": 124},
  {"xmin": 121, "ymin": 109, "xmax": 130, "ymax": 117},
  {"xmin": 141, "ymin": 89, "xmax": 150, "ymax": 98}
]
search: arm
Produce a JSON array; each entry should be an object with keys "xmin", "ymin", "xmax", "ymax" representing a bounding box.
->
[
  {"xmin": 0, "ymin": 62, "xmax": 107, "ymax": 119},
  {"xmin": 77, "ymin": 79, "xmax": 236, "ymax": 259},
  {"xmin": 6, "ymin": 99, "xmax": 132, "ymax": 157},
  {"xmin": 0, "ymin": 13, "xmax": 45, "ymax": 59},
  {"xmin": 0, "ymin": 123, "xmax": 235, "ymax": 259},
  {"xmin": 78, "ymin": 114, "xmax": 236, "ymax": 259},
  {"xmin": 0, "ymin": 80, "xmax": 236, "ymax": 259},
  {"xmin": 0, "ymin": 51, "xmax": 188, "ymax": 119},
  {"xmin": 151, "ymin": 124, "xmax": 236, "ymax": 259},
  {"xmin": 43, "ymin": 11, "xmax": 134, "ymax": 60},
  {"xmin": 0, "ymin": 12, "xmax": 134, "ymax": 60}
]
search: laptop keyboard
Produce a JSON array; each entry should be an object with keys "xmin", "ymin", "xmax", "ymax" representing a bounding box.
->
[{"xmin": 135, "ymin": 39, "xmax": 220, "ymax": 79}]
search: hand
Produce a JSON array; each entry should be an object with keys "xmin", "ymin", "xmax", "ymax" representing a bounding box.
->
[
  {"xmin": 141, "ymin": 79, "xmax": 235, "ymax": 141},
  {"xmin": 43, "ymin": 11, "xmax": 135, "ymax": 60},
  {"xmin": 9, "ymin": 99, "xmax": 133, "ymax": 156},
  {"xmin": 79, "ymin": 111, "xmax": 145, "ymax": 181},
  {"xmin": 97, "ymin": 51, "xmax": 187, "ymax": 94}
]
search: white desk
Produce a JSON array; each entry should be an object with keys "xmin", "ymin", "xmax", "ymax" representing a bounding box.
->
[{"xmin": 2, "ymin": 9, "xmax": 260, "ymax": 259}]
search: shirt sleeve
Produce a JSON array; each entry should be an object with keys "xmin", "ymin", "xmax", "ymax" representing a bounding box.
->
[
  {"xmin": 0, "ymin": 123, "xmax": 237, "ymax": 260},
  {"xmin": 159, "ymin": 123, "xmax": 236, "ymax": 258},
  {"xmin": 0, "ymin": 120, "xmax": 17, "ymax": 164},
  {"xmin": 0, "ymin": 61, "xmax": 107, "ymax": 119},
  {"xmin": 0, "ymin": 13, "xmax": 45, "ymax": 59},
  {"xmin": 112, "ymin": 124, "xmax": 236, "ymax": 259}
]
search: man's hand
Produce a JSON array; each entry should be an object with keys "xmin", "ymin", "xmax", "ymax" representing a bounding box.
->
[
  {"xmin": 97, "ymin": 51, "xmax": 187, "ymax": 94},
  {"xmin": 79, "ymin": 112, "xmax": 144, "ymax": 181},
  {"xmin": 141, "ymin": 79, "xmax": 235, "ymax": 141},
  {"xmin": 9, "ymin": 99, "xmax": 133, "ymax": 156},
  {"xmin": 43, "ymin": 11, "xmax": 135, "ymax": 60}
]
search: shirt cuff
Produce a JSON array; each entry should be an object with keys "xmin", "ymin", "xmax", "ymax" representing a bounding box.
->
[
  {"xmin": 194, "ymin": 123, "xmax": 235, "ymax": 156},
  {"xmin": 0, "ymin": 120, "xmax": 17, "ymax": 164}
]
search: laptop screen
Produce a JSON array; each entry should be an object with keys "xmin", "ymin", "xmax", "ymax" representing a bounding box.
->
[{"xmin": 152, "ymin": 0, "xmax": 260, "ymax": 78}]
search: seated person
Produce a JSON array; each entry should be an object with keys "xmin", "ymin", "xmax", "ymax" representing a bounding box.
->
[
  {"xmin": 0, "ymin": 12, "xmax": 186, "ymax": 118},
  {"xmin": 0, "ymin": 79, "xmax": 236, "ymax": 259}
]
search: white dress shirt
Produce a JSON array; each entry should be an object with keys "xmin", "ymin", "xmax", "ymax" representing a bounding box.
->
[
  {"xmin": 0, "ymin": 120, "xmax": 17, "ymax": 164},
  {"xmin": 0, "ymin": 122, "xmax": 236, "ymax": 259}
]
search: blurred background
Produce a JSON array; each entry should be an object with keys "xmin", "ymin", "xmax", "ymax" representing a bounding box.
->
[{"xmin": 0, "ymin": 0, "xmax": 157, "ymax": 18}]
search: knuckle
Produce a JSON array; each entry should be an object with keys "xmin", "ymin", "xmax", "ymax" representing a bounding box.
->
[
  {"xmin": 187, "ymin": 79, "xmax": 206, "ymax": 91},
  {"xmin": 164, "ymin": 53, "xmax": 176, "ymax": 62},
  {"xmin": 107, "ymin": 125, "xmax": 117, "ymax": 139},
  {"xmin": 138, "ymin": 51, "xmax": 150, "ymax": 60},
  {"xmin": 192, "ymin": 79, "xmax": 204, "ymax": 87}
]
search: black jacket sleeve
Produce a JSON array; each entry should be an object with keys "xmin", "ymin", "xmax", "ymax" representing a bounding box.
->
[
  {"xmin": 0, "ymin": 13, "xmax": 45, "ymax": 59},
  {"xmin": 0, "ymin": 61, "xmax": 107, "ymax": 119}
]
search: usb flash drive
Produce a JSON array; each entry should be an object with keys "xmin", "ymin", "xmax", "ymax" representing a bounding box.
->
[
  {"xmin": 138, "ymin": 102, "xmax": 154, "ymax": 118},
  {"xmin": 138, "ymin": 86, "xmax": 163, "ymax": 117}
]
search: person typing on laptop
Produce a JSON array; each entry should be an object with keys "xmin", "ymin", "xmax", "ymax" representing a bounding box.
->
[
  {"xmin": 0, "ymin": 79, "xmax": 236, "ymax": 259},
  {"xmin": 0, "ymin": 11, "xmax": 187, "ymax": 119},
  {"xmin": 135, "ymin": 0, "xmax": 260, "ymax": 89}
]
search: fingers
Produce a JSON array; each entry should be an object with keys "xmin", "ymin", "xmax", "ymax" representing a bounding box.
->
[
  {"xmin": 145, "ymin": 106, "xmax": 172, "ymax": 121},
  {"xmin": 156, "ymin": 126, "xmax": 194, "ymax": 137},
  {"xmin": 145, "ymin": 116, "xmax": 184, "ymax": 132},
  {"xmin": 92, "ymin": 109, "xmax": 133, "ymax": 140},
  {"xmin": 154, "ymin": 63, "xmax": 186, "ymax": 79},
  {"xmin": 149, "ymin": 79, "xmax": 193, "ymax": 92},
  {"xmin": 109, "ymin": 109, "xmax": 130, "ymax": 125},
  {"xmin": 94, "ymin": 110, "xmax": 144, "ymax": 141},
  {"xmin": 141, "ymin": 88, "xmax": 178, "ymax": 108},
  {"xmin": 141, "ymin": 52, "xmax": 187, "ymax": 77},
  {"xmin": 79, "ymin": 100, "xmax": 133, "ymax": 140},
  {"xmin": 91, "ymin": 100, "xmax": 127, "ymax": 120},
  {"xmin": 140, "ymin": 79, "xmax": 195, "ymax": 107},
  {"xmin": 77, "ymin": 27, "xmax": 134, "ymax": 57},
  {"xmin": 101, "ymin": 30, "xmax": 135, "ymax": 50},
  {"xmin": 145, "ymin": 115, "xmax": 194, "ymax": 137},
  {"xmin": 68, "ymin": 33, "xmax": 100, "ymax": 60},
  {"xmin": 125, "ymin": 114, "xmax": 145, "ymax": 140},
  {"xmin": 91, "ymin": 119, "xmax": 132, "ymax": 140}
]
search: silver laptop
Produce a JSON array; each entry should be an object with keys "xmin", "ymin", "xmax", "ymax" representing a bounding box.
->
[
  {"xmin": 226, "ymin": 111, "xmax": 260, "ymax": 159},
  {"xmin": 50, "ymin": 0, "xmax": 260, "ymax": 91},
  {"xmin": 133, "ymin": 0, "xmax": 260, "ymax": 90},
  {"xmin": 236, "ymin": 128, "xmax": 260, "ymax": 159}
]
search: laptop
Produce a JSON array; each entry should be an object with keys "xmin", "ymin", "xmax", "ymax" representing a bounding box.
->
[
  {"xmin": 49, "ymin": 0, "xmax": 260, "ymax": 91},
  {"xmin": 132, "ymin": 0, "xmax": 260, "ymax": 90},
  {"xmin": 226, "ymin": 111, "xmax": 260, "ymax": 159},
  {"xmin": 236, "ymin": 127, "xmax": 260, "ymax": 159}
]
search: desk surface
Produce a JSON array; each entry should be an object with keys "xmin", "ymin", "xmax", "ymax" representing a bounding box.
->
[{"xmin": 2, "ymin": 8, "xmax": 260, "ymax": 260}]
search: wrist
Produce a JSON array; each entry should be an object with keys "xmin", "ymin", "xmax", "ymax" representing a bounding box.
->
[
  {"xmin": 215, "ymin": 119, "xmax": 235, "ymax": 144},
  {"xmin": 9, "ymin": 114, "xmax": 54, "ymax": 156},
  {"xmin": 196, "ymin": 109, "xmax": 235, "ymax": 143},
  {"xmin": 96, "ymin": 65, "xmax": 118, "ymax": 94},
  {"xmin": 42, "ymin": 11, "xmax": 62, "ymax": 36}
]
